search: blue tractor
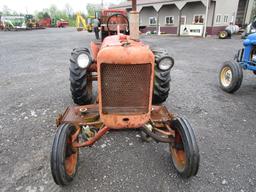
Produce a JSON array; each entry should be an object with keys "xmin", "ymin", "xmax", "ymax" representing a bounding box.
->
[{"xmin": 219, "ymin": 33, "xmax": 256, "ymax": 93}]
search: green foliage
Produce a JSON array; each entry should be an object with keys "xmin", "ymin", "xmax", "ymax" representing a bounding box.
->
[
  {"xmin": 36, "ymin": 12, "xmax": 50, "ymax": 19},
  {"xmin": 33, "ymin": 4, "xmax": 77, "ymax": 26},
  {"xmin": 0, "ymin": 5, "xmax": 26, "ymax": 16},
  {"xmin": 48, "ymin": 5, "xmax": 58, "ymax": 18},
  {"xmin": 2, "ymin": 5, "xmax": 12, "ymax": 16},
  {"xmin": 65, "ymin": 4, "xmax": 73, "ymax": 17},
  {"xmin": 86, "ymin": 3, "xmax": 101, "ymax": 17},
  {"xmin": 1, "ymin": 3, "xmax": 79, "ymax": 27}
]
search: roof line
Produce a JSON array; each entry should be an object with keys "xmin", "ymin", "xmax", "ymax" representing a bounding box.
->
[{"xmin": 111, "ymin": 0, "xmax": 177, "ymax": 8}]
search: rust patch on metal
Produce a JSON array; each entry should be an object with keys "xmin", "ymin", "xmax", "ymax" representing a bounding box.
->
[
  {"xmin": 90, "ymin": 41, "xmax": 101, "ymax": 61},
  {"xmin": 60, "ymin": 104, "xmax": 101, "ymax": 126},
  {"xmin": 56, "ymin": 114, "xmax": 63, "ymax": 127},
  {"xmin": 150, "ymin": 105, "xmax": 173, "ymax": 123},
  {"xmin": 72, "ymin": 126, "xmax": 110, "ymax": 148},
  {"xmin": 87, "ymin": 63, "xmax": 97, "ymax": 72},
  {"xmin": 97, "ymin": 37, "xmax": 155, "ymax": 128},
  {"xmin": 100, "ymin": 63, "xmax": 151, "ymax": 114},
  {"xmin": 55, "ymin": 105, "xmax": 175, "ymax": 148}
]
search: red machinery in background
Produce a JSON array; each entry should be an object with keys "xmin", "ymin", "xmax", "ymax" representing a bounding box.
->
[
  {"xmin": 56, "ymin": 19, "xmax": 69, "ymax": 28},
  {"xmin": 38, "ymin": 18, "xmax": 52, "ymax": 28},
  {"xmin": 38, "ymin": 17, "xmax": 69, "ymax": 28}
]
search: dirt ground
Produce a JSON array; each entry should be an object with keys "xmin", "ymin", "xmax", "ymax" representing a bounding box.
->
[{"xmin": 0, "ymin": 28, "xmax": 256, "ymax": 192}]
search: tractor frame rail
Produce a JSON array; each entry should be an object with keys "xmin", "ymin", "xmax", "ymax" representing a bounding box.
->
[{"xmin": 56, "ymin": 104, "xmax": 175, "ymax": 148}]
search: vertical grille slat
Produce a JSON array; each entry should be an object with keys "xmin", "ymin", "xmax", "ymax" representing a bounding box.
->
[{"xmin": 101, "ymin": 64, "xmax": 151, "ymax": 114}]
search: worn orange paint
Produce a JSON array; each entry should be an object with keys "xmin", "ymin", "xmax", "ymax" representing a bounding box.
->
[
  {"xmin": 90, "ymin": 41, "xmax": 101, "ymax": 61},
  {"xmin": 72, "ymin": 126, "xmax": 110, "ymax": 148},
  {"xmin": 97, "ymin": 34, "xmax": 155, "ymax": 129},
  {"xmin": 57, "ymin": 104, "xmax": 174, "ymax": 148}
]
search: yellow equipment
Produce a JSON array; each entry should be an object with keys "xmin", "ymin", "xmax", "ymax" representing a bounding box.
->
[{"xmin": 76, "ymin": 12, "xmax": 94, "ymax": 32}]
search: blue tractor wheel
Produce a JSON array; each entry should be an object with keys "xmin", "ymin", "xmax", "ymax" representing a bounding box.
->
[{"xmin": 219, "ymin": 61, "xmax": 243, "ymax": 93}]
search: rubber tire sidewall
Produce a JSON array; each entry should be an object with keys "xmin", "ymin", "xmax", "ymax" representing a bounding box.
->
[
  {"xmin": 219, "ymin": 31, "xmax": 228, "ymax": 39},
  {"xmin": 51, "ymin": 123, "xmax": 79, "ymax": 186},
  {"xmin": 219, "ymin": 61, "xmax": 243, "ymax": 93},
  {"xmin": 171, "ymin": 117, "xmax": 200, "ymax": 178}
]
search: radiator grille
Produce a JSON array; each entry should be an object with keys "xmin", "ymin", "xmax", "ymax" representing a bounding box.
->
[{"xmin": 101, "ymin": 64, "xmax": 151, "ymax": 114}]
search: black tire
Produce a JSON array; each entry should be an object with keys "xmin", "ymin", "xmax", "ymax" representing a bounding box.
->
[
  {"xmin": 170, "ymin": 117, "xmax": 200, "ymax": 178},
  {"xmin": 151, "ymin": 48, "xmax": 172, "ymax": 104},
  {"xmin": 51, "ymin": 123, "xmax": 79, "ymax": 186},
  {"xmin": 219, "ymin": 61, "xmax": 243, "ymax": 93},
  {"xmin": 70, "ymin": 48, "xmax": 93, "ymax": 105},
  {"xmin": 219, "ymin": 31, "xmax": 228, "ymax": 39}
]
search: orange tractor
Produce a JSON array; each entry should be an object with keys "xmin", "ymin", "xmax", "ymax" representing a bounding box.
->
[{"xmin": 51, "ymin": 0, "xmax": 200, "ymax": 186}]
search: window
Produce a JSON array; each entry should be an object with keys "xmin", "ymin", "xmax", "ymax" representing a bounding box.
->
[
  {"xmin": 193, "ymin": 15, "xmax": 204, "ymax": 24},
  {"xmin": 165, "ymin": 16, "xmax": 174, "ymax": 25},
  {"xmin": 216, "ymin": 15, "xmax": 221, "ymax": 23},
  {"xmin": 149, "ymin": 17, "xmax": 157, "ymax": 25},
  {"xmin": 224, "ymin": 15, "xmax": 229, "ymax": 23}
]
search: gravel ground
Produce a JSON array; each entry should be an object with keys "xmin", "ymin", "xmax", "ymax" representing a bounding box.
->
[{"xmin": 0, "ymin": 28, "xmax": 256, "ymax": 192}]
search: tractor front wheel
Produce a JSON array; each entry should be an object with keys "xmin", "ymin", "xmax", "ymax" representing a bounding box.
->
[
  {"xmin": 70, "ymin": 48, "xmax": 93, "ymax": 105},
  {"xmin": 170, "ymin": 117, "xmax": 200, "ymax": 178},
  {"xmin": 51, "ymin": 123, "xmax": 79, "ymax": 186},
  {"xmin": 219, "ymin": 61, "xmax": 243, "ymax": 93}
]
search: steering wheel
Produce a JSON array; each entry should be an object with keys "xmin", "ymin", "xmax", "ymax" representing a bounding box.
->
[{"xmin": 106, "ymin": 13, "xmax": 129, "ymax": 35}]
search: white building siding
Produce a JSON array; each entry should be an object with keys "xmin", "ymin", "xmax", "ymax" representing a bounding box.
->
[
  {"xmin": 112, "ymin": 0, "xmax": 252, "ymax": 35},
  {"xmin": 140, "ymin": 6, "xmax": 157, "ymax": 26},
  {"xmin": 213, "ymin": 0, "xmax": 240, "ymax": 26},
  {"xmin": 181, "ymin": 1, "xmax": 206, "ymax": 25},
  {"xmin": 159, "ymin": 4, "xmax": 179, "ymax": 26},
  {"xmin": 207, "ymin": 1, "xmax": 215, "ymax": 26}
]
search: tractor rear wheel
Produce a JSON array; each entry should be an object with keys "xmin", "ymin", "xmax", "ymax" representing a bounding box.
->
[
  {"xmin": 170, "ymin": 117, "xmax": 200, "ymax": 178},
  {"xmin": 151, "ymin": 48, "xmax": 172, "ymax": 104},
  {"xmin": 51, "ymin": 123, "xmax": 79, "ymax": 186},
  {"xmin": 70, "ymin": 48, "xmax": 93, "ymax": 105},
  {"xmin": 219, "ymin": 61, "xmax": 243, "ymax": 93}
]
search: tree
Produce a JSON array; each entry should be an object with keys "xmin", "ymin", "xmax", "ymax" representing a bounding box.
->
[
  {"xmin": 36, "ymin": 11, "xmax": 50, "ymax": 19},
  {"xmin": 2, "ymin": 5, "xmax": 11, "ymax": 16},
  {"xmin": 65, "ymin": 3, "xmax": 73, "ymax": 18},
  {"xmin": 49, "ymin": 5, "xmax": 57, "ymax": 18},
  {"xmin": 86, "ymin": 3, "xmax": 101, "ymax": 16}
]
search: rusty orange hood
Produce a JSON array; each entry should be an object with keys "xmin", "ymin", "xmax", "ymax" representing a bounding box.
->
[{"xmin": 97, "ymin": 35, "xmax": 154, "ymax": 65}]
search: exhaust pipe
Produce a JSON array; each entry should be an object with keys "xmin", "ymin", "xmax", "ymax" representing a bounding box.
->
[{"xmin": 129, "ymin": 0, "xmax": 139, "ymax": 40}]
